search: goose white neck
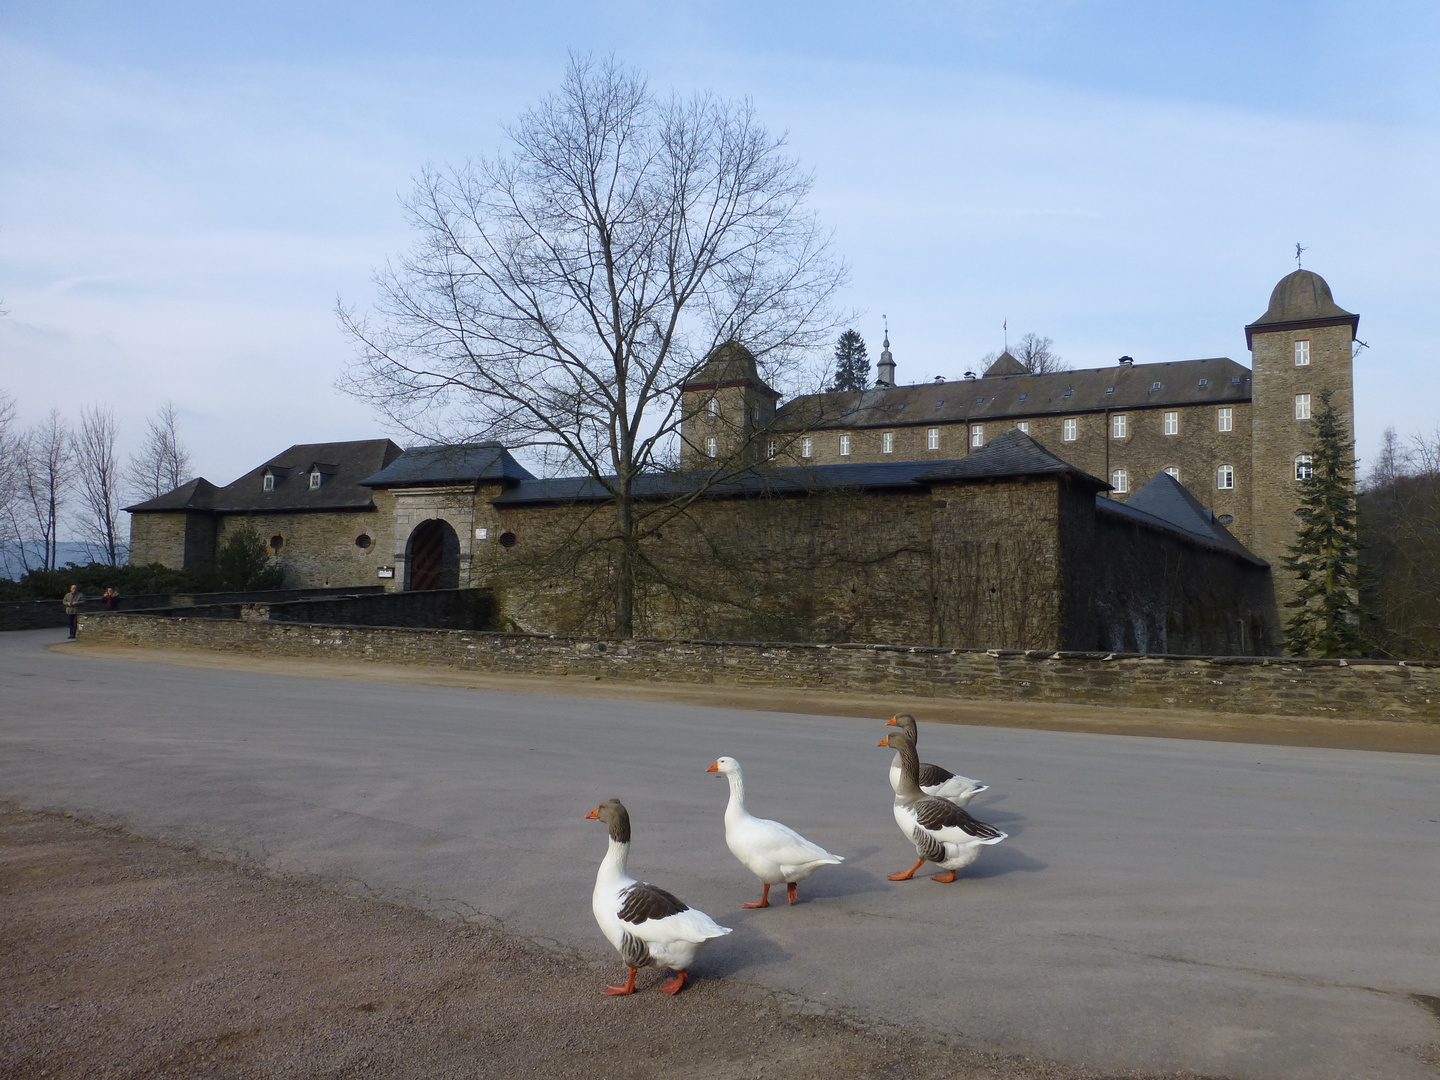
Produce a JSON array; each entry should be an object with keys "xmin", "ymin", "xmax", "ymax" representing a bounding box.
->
[
  {"xmin": 722, "ymin": 767, "xmax": 748, "ymax": 818},
  {"xmin": 596, "ymin": 835, "xmax": 631, "ymax": 887}
]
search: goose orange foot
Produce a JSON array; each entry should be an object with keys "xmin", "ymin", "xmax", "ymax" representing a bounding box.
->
[
  {"xmin": 659, "ymin": 971, "xmax": 688, "ymax": 995},
  {"xmin": 604, "ymin": 968, "xmax": 638, "ymax": 996},
  {"xmin": 888, "ymin": 859, "xmax": 925, "ymax": 881},
  {"xmin": 786, "ymin": 882, "xmax": 800, "ymax": 905},
  {"xmin": 743, "ymin": 883, "xmax": 771, "ymax": 909},
  {"xmin": 930, "ymin": 870, "xmax": 958, "ymax": 883}
]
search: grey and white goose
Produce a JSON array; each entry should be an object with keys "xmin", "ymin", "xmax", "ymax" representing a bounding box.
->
[
  {"xmin": 879, "ymin": 728, "xmax": 1006, "ymax": 883},
  {"xmin": 585, "ymin": 798, "xmax": 732, "ymax": 995},
  {"xmin": 885, "ymin": 713, "xmax": 988, "ymax": 808}
]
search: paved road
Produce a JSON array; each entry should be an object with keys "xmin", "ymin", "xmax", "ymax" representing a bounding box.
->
[{"xmin": 3, "ymin": 629, "xmax": 1438, "ymax": 1080}]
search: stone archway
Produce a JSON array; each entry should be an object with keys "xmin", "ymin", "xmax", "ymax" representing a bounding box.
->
[{"xmin": 405, "ymin": 519, "xmax": 460, "ymax": 591}]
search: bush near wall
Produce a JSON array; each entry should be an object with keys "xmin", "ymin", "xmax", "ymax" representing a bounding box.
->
[{"xmin": 0, "ymin": 562, "xmax": 209, "ymax": 602}]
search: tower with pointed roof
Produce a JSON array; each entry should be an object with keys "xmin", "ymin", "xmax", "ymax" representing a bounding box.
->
[
  {"xmin": 1245, "ymin": 269, "xmax": 1358, "ymax": 596},
  {"xmin": 679, "ymin": 341, "xmax": 781, "ymax": 467}
]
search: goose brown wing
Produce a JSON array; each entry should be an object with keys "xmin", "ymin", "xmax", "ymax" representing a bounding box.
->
[
  {"xmin": 918, "ymin": 761, "xmax": 957, "ymax": 787},
  {"xmin": 618, "ymin": 882, "xmax": 691, "ymax": 924},
  {"xmin": 913, "ymin": 796, "xmax": 1003, "ymax": 839}
]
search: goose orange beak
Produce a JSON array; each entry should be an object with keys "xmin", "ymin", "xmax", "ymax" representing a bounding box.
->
[
  {"xmin": 705, "ymin": 761, "xmax": 719, "ymax": 772},
  {"xmin": 877, "ymin": 736, "xmax": 889, "ymax": 747},
  {"xmin": 885, "ymin": 717, "xmax": 899, "ymax": 726},
  {"xmin": 584, "ymin": 807, "xmax": 600, "ymax": 819}
]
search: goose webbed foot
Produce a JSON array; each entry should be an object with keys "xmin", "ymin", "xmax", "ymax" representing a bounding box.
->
[
  {"xmin": 930, "ymin": 870, "xmax": 958, "ymax": 883},
  {"xmin": 659, "ymin": 970, "xmax": 688, "ymax": 995},
  {"xmin": 888, "ymin": 858, "xmax": 925, "ymax": 881},
  {"xmin": 604, "ymin": 967, "xmax": 638, "ymax": 996},
  {"xmin": 743, "ymin": 883, "xmax": 771, "ymax": 909},
  {"xmin": 786, "ymin": 882, "xmax": 799, "ymax": 905}
]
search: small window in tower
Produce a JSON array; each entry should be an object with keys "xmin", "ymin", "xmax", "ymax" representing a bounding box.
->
[
  {"xmin": 1295, "ymin": 454, "xmax": 1314, "ymax": 480},
  {"xmin": 1295, "ymin": 340, "xmax": 1311, "ymax": 366},
  {"xmin": 1063, "ymin": 417, "xmax": 1077, "ymax": 441},
  {"xmin": 752, "ymin": 404, "xmax": 760, "ymax": 422},
  {"xmin": 927, "ymin": 427, "xmax": 940, "ymax": 450},
  {"xmin": 708, "ymin": 397, "xmax": 718, "ymax": 417},
  {"xmin": 1164, "ymin": 466, "xmax": 1180, "ymax": 481},
  {"xmin": 1112, "ymin": 414, "xmax": 1127, "ymax": 439},
  {"xmin": 839, "ymin": 434, "xmax": 851, "ymax": 456},
  {"xmin": 882, "ymin": 431, "xmax": 894, "ymax": 454},
  {"xmin": 801, "ymin": 437, "xmax": 812, "ymax": 458},
  {"xmin": 1164, "ymin": 410, "xmax": 1178, "ymax": 435},
  {"xmin": 705, "ymin": 436, "xmax": 717, "ymax": 457},
  {"xmin": 263, "ymin": 473, "xmax": 274, "ymax": 492},
  {"xmin": 1295, "ymin": 393, "xmax": 1311, "ymax": 420},
  {"xmin": 766, "ymin": 439, "xmax": 777, "ymax": 458},
  {"xmin": 1111, "ymin": 469, "xmax": 1129, "ymax": 494},
  {"xmin": 309, "ymin": 471, "xmax": 322, "ymax": 490},
  {"xmin": 970, "ymin": 424, "xmax": 984, "ymax": 447},
  {"xmin": 1217, "ymin": 464, "xmax": 1235, "ymax": 490},
  {"xmin": 1016, "ymin": 421, "xmax": 1029, "ymax": 433},
  {"xmin": 1218, "ymin": 407, "xmax": 1233, "ymax": 432}
]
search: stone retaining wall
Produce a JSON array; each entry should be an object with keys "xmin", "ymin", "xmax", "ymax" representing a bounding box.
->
[
  {"xmin": 77, "ymin": 614, "xmax": 1440, "ymax": 723},
  {"xmin": 1, "ymin": 586, "xmax": 388, "ymax": 632}
]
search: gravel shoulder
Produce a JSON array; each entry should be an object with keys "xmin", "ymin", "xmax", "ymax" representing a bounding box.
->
[
  {"xmin": 1, "ymin": 806, "xmax": 1190, "ymax": 1080},
  {"xmin": 58, "ymin": 639, "xmax": 1440, "ymax": 755}
]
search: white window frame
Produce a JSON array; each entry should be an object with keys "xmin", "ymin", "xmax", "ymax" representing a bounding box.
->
[
  {"xmin": 1163, "ymin": 411, "xmax": 1178, "ymax": 436},
  {"xmin": 882, "ymin": 431, "xmax": 894, "ymax": 454},
  {"xmin": 1294, "ymin": 339, "xmax": 1311, "ymax": 366},
  {"xmin": 1112, "ymin": 414, "xmax": 1127, "ymax": 439},
  {"xmin": 1016, "ymin": 421, "xmax": 1029, "ymax": 434},
  {"xmin": 766, "ymin": 439, "xmax": 777, "ymax": 459},
  {"xmin": 309, "ymin": 471, "xmax": 322, "ymax": 490},
  {"xmin": 927, "ymin": 427, "xmax": 940, "ymax": 450},
  {"xmin": 1295, "ymin": 454, "xmax": 1314, "ymax": 481},
  {"xmin": 705, "ymin": 436, "xmax": 717, "ymax": 458},
  {"xmin": 801, "ymin": 436, "xmax": 812, "ymax": 459},
  {"xmin": 970, "ymin": 424, "xmax": 983, "ymax": 448},
  {"xmin": 707, "ymin": 397, "xmax": 718, "ymax": 417},
  {"xmin": 1164, "ymin": 466, "xmax": 1180, "ymax": 481},
  {"xmin": 1295, "ymin": 393, "xmax": 1311, "ymax": 420},
  {"xmin": 1217, "ymin": 407, "xmax": 1233, "ymax": 432},
  {"xmin": 839, "ymin": 434, "xmax": 851, "ymax": 457},
  {"xmin": 1111, "ymin": 469, "xmax": 1129, "ymax": 494},
  {"xmin": 1217, "ymin": 464, "xmax": 1235, "ymax": 490},
  {"xmin": 1062, "ymin": 417, "xmax": 1077, "ymax": 442},
  {"xmin": 263, "ymin": 474, "xmax": 275, "ymax": 492}
]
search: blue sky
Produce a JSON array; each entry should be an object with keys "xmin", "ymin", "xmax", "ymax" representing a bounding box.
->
[{"xmin": 2, "ymin": 0, "xmax": 1436, "ymax": 506}]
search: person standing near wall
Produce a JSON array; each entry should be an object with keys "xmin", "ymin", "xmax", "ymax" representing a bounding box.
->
[
  {"xmin": 62, "ymin": 584, "xmax": 86, "ymax": 639},
  {"xmin": 102, "ymin": 587, "xmax": 118, "ymax": 610}
]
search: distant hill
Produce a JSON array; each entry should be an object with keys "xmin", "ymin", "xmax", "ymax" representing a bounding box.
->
[{"xmin": 0, "ymin": 542, "xmax": 128, "ymax": 581}]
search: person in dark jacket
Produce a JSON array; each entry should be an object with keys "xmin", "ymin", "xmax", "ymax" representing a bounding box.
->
[{"xmin": 62, "ymin": 584, "xmax": 86, "ymax": 639}]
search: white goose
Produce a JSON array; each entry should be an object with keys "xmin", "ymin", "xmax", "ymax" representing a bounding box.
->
[
  {"xmin": 586, "ymin": 798, "xmax": 732, "ymax": 995},
  {"xmin": 706, "ymin": 756, "xmax": 844, "ymax": 908},
  {"xmin": 879, "ymin": 728, "xmax": 1006, "ymax": 883},
  {"xmin": 885, "ymin": 713, "xmax": 988, "ymax": 808}
]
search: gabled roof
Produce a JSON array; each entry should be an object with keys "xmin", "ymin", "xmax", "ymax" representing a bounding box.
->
[
  {"xmin": 915, "ymin": 428, "xmax": 1108, "ymax": 488},
  {"xmin": 982, "ymin": 351, "xmax": 1028, "ymax": 377},
  {"xmin": 129, "ymin": 440, "xmax": 404, "ymax": 514},
  {"xmin": 775, "ymin": 356, "xmax": 1252, "ymax": 432},
  {"xmin": 1101, "ymin": 471, "xmax": 1266, "ymax": 565},
  {"xmin": 123, "ymin": 477, "xmax": 220, "ymax": 513},
  {"xmin": 361, "ymin": 443, "xmax": 535, "ymax": 489}
]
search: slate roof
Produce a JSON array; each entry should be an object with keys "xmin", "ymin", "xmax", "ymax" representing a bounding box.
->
[
  {"xmin": 1101, "ymin": 471, "xmax": 1267, "ymax": 565},
  {"xmin": 1244, "ymin": 269, "xmax": 1358, "ymax": 347},
  {"xmin": 361, "ymin": 443, "xmax": 535, "ymax": 489},
  {"xmin": 126, "ymin": 440, "xmax": 404, "ymax": 514},
  {"xmin": 775, "ymin": 356, "xmax": 1252, "ymax": 433},
  {"xmin": 982, "ymin": 351, "xmax": 1028, "ymax": 377},
  {"xmin": 915, "ymin": 428, "xmax": 1107, "ymax": 487}
]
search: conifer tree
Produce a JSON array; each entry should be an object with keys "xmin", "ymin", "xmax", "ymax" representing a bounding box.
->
[
  {"xmin": 1282, "ymin": 388, "xmax": 1368, "ymax": 656},
  {"xmin": 830, "ymin": 329, "xmax": 870, "ymax": 391}
]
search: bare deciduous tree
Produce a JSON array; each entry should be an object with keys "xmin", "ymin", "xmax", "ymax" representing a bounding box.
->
[
  {"xmin": 0, "ymin": 391, "xmax": 22, "ymax": 555},
  {"xmin": 18, "ymin": 409, "xmax": 73, "ymax": 571},
  {"xmin": 126, "ymin": 401, "xmax": 192, "ymax": 501},
  {"xmin": 340, "ymin": 56, "xmax": 845, "ymax": 635},
  {"xmin": 72, "ymin": 404, "xmax": 124, "ymax": 565}
]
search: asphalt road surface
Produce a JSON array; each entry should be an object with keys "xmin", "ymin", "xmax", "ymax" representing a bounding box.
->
[{"xmin": 3, "ymin": 628, "xmax": 1438, "ymax": 1080}]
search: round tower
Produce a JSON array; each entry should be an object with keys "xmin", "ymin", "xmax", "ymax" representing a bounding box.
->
[{"xmin": 1245, "ymin": 269, "xmax": 1359, "ymax": 600}]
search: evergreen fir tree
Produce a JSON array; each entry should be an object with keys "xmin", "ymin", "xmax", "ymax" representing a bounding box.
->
[
  {"xmin": 830, "ymin": 329, "xmax": 870, "ymax": 391},
  {"xmin": 1282, "ymin": 388, "xmax": 1368, "ymax": 656}
]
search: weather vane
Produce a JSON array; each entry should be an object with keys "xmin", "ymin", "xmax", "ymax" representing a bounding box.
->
[{"xmin": 1295, "ymin": 242, "xmax": 1307, "ymax": 269}]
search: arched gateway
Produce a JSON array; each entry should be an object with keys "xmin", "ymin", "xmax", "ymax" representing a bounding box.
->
[{"xmin": 404, "ymin": 518, "xmax": 460, "ymax": 591}]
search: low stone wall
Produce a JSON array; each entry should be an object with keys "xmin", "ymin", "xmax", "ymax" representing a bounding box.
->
[
  {"xmin": 76, "ymin": 614, "xmax": 1440, "ymax": 723},
  {"xmin": 1, "ymin": 586, "xmax": 387, "ymax": 632}
]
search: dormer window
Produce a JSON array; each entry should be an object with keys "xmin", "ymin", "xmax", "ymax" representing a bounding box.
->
[
  {"xmin": 1199, "ymin": 378, "xmax": 1209, "ymax": 387},
  {"xmin": 309, "ymin": 471, "xmax": 322, "ymax": 490},
  {"xmin": 263, "ymin": 473, "xmax": 275, "ymax": 492}
]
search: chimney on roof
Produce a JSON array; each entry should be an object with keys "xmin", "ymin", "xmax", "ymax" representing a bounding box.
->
[
  {"xmin": 875, "ymin": 326, "xmax": 896, "ymax": 388},
  {"xmin": 933, "ymin": 375, "xmax": 945, "ymax": 384},
  {"xmin": 964, "ymin": 370, "xmax": 977, "ymax": 381},
  {"xmin": 1118, "ymin": 355, "xmax": 1134, "ymax": 366}
]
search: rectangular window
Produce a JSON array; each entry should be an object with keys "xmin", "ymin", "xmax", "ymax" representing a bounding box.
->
[
  {"xmin": 1164, "ymin": 466, "xmax": 1180, "ymax": 480},
  {"xmin": 705, "ymin": 436, "xmax": 717, "ymax": 457},
  {"xmin": 1016, "ymin": 421, "xmax": 1029, "ymax": 433},
  {"xmin": 1217, "ymin": 464, "xmax": 1235, "ymax": 490},
  {"xmin": 1111, "ymin": 469, "xmax": 1129, "ymax": 494},
  {"xmin": 752, "ymin": 404, "xmax": 761, "ymax": 422},
  {"xmin": 1295, "ymin": 393, "xmax": 1311, "ymax": 420},
  {"xmin": 927, "ymin": 427, "xmax": 940, "ymax": 450},
  {"xmin": 263, "ymin": 474, "xmax": 274, "ymax": 492},
  {"xmin": 708, "ymin": 397, "xmax": 718, "ymax": 416},
  {"xmin": 801, "ymin": 436, "xmax": 812, "ymax": 458},
  {"xmin": 766, "ymin": 439, "xmax": 776, "ymax": 458},
  {"xmin": 1218, "ymin": 407, "xmax": 1233, "ymax": 432},
  {"xmin": 1112, "ymin": 414, "xmax": 1127, "ymax": 439},
  {"xmin": 839, "ymin": 434, "xmax": 851, "ymax": 457},
  {"xmin": 1295, "ymin": 454, "xmax": 1314, "ymax": 480},
  {"xmin": 970, "ymin": 425, "xmax": 983, "ymax": 447},
  {"xmin": 309, "ymin": 471, "xmax": 321, "ymax": 490},
  {"xmin": 1063, "ymin": 417, "xmax": 1077, "ymax": 441},
  {"xmin": 1163, "ymin": 411, "xmax": 1178, "ymax": 436},
  {"xmin": 1294, "ymin": 340, "xmax": 1311, "ymax": 366},
  {"xmin": 882, "ymin": 431, "xmax": 894, "ymax": 454}
]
